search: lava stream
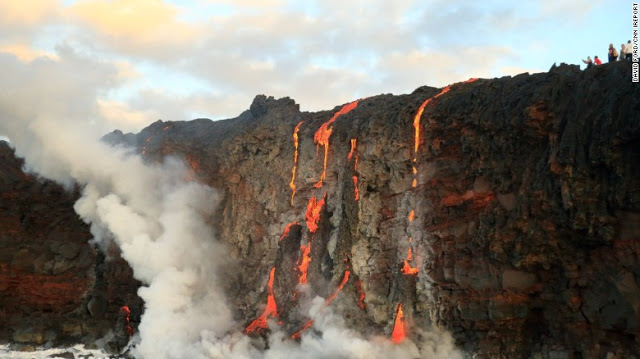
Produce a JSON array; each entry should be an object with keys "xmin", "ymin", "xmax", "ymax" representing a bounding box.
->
[
  {"xmin": 297, "ymin": 243, "xmax": 312, "ymax": 285},
  {"xmin": 391, "ymin": 303, "xmax": 406, "ymax": 343},
  {"xmin": 305, "ymin": 195, "xmax": 326, "ymax": 234},
  {"xmin": 313, "ymin": 100, "xmax": 359, "ymax": 187},
  {"xmin": 245, "ymin": 267, "xmax": 278, "ymax": 334},
  {"xmin": 279, "ymin": 222, "xmax": 299, "ymax": 242},
  {"xmin": 289, "ymin": 121, "xmax": 304, "ymax": 204},
  {"xmin": 349, "ymin": 138, "xmax": 360, "ymax": 201},
  {"xmin": 291, "ymin": 270, "xmax": 351, "ymax": 339}
]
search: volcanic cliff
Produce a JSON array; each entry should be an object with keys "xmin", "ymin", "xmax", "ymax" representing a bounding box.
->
[{"xmin": 1, "ymin": 61, "xmax": 639, "ymax": 358}]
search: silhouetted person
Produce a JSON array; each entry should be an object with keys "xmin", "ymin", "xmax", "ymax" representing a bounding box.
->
[
  {"xmin": 582, "ymin": 56, "xmax": 593, "ymax": 69},
  {"xmin": 594, "ymin": 56, "xmax": 602, "ymax": 65},
  {"xmin": 608, "ymin": 43, "xmax": 618, "ymax": 62},
  {"xmin": 620, "ymin": 43, "xmax": 627, "ymax": 61}
]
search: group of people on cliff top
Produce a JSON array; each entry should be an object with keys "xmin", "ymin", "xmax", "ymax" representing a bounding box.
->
[{"xmin": 582, "ymin": 40, "xmax": 634, "ymax": 69}]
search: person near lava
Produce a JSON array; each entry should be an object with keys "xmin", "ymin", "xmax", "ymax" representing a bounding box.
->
[
  {"xmin": 625, "ymin": 40, "xmax": 633, "ymax": 61},
  {"xmin": 608, "ymin": 44, "xmax": 618, "ymax": 62},
  {"xmin": 620, "ymin": 43, "xmax": 627, "ymax": 61},
  {"xmin": 594, "ymin": 56, "xmax": 602, "ymax": 65},
  {"xmin": 582, "ymin": 56, "xmax": 593, "ymax": 69}
]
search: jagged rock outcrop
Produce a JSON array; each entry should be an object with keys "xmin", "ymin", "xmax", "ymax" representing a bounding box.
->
[
  {"xmin": 2, "ymin": 61, "xmax": 640, "ymax": 358},
  {"xmin": 0, "ymin": 142, "xmax": 142, "ymax": 352}
]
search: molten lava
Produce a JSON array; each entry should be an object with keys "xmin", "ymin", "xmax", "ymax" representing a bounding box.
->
[
  {"xmin": 408, "ymin": 210, "xmax": 415, "ymax": 222},
  {"xmin": 348, "ymin": 138, "xmax": 360, "ymax": 201},
  {"xmin": 401, "ymin": 260, "xmax": 419, "ymax": 275},
  {"xmin": 279, "ymin": 222, "xmax": 299, "ymax": 242},
  {"xmin": 391, "ymin": 303, "xmax": 406, "ymax": 343},
  {"xmin": 245, "ymin": 267, "xmax": 278, "ymax": 334},
  {"xmin": 291, "ymin": 319, "xmax": 314, "ymax": 340},
  {"xmin": 297, "ymin": 243, "xmax": 312, "ymax": 285},
  {"xmin": 348, "ymin": 138, "xmax": 357, "ymax": 161},
  {"xmin": 292, "ymin": 270, "xmax": 351, "ymax": 339},
  {"xmin": 305, "ymin": 195, "xmax": 326, "ymax": 234},
  {"xmin": 289, "ymin": 121, "xmax": 304, "ymax": 205},
  {"xmin": 325, "ymin": 270, "xmax": 350, "ymax": 305},
  {"xmin": 313, "ymin": 100, "xmax": 359, "ymax": 187}
]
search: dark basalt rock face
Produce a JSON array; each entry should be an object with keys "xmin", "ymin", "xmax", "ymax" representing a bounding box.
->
[{"xmin": 2, "ymin": 61, "xmax": 639, "ymax": 357}]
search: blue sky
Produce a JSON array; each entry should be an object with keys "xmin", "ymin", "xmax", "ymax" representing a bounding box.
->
[{"xmin": 0, "ymin": 0, "xmax": 634, "ymax": 133}]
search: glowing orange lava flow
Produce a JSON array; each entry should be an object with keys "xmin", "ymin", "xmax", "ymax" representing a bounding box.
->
[
  {"xmin": 289, "ymin": 121, "xmax": 304, "ymax": 205},
  {"xmin": 297, "ymin": 243, "xmax": 312, "ymax": 284},
  {"xmin": 305, "ymin": 195, "xmax": 326, "ymax": 234},
  {"xmin": 401, "ymin": 260, "xmax": 419, "ymax": 275},
  {"xmin": 348, "ymin": 138, "xmax": 360, "ymax": 201},
  {"xmin": 292, "ymin": 270, "xmax": 351, "ymax": 339},
  {"xmin": 325, "ymin": 270, "xmax": 350, "ymax": 305},
  {"xmin": 391, "ymin": 304, "xmax": 406, "ymax": 343},
  {"xmin": 245, "ymin": 267, "xmax": 278, "ymax": 334},
  {"xmin": 120, "ymin": 305, "xmax": 133, "ymax": 336},
  {"xmin": 279, "ymin": 222, "xmax": 299, "ymax": 242},
  {"xmin": 314, "ymin": 100, "xmax": 360, "ymax": 187}
]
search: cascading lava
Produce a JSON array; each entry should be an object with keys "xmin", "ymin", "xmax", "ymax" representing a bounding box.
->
[
  {"xmin": 245, "ymin": 267, "xmax": 278, "ymax": 334},
  {"xmin": 120, "ymin": 305, "xmax": 133, "ymax": 337},
  {"xmin": 289, "ymin": 121, "xmax": 304, "ymax": 205},
  {"xmin": 313, "ymin": 100, "xmax": 359, "ymax": 188},
  {"xmin": 391, "ymin": 304, "xmax": 406, "ymax": 343},
  {"xmin": 348, "ymin": 138, "xmax": 360, "ymax": 201}
]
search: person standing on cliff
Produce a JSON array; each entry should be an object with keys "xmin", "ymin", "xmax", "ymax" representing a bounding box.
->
[
  {"xmin": 625, "ymin": 40, "xmax": 633, "ymax": 61},
  {"xmin": 621, "ymin": 43, "xmax": 627, "ymax": 61},
  {"xmin": 608, "ymin": 44, "xmax": 618, "ymax": 62},
  {"xmin": 594, "ymin": 56, "xmax": 602, "ymax": 65},
  {"xmin": 582, "ymin": 56, "xmax": 593, "ymax": 69}
]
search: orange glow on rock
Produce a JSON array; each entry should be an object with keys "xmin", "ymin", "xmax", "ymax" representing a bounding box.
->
[
  {"xmin": 314, "ymin": 100, "xmax": 359, "ymax": 186},
  {"xmin": 297, "ymin": 243, "xmax": 312, "ymax": 284},
  {"xmin": 408, "ymin": 210, "xmax": 415, "ymax": 222},
  {"xmin": 305, "ymin": 195, "xmax": 325, "ymax": 234},
  {"xmin": 411, "ymin": 179, "xmax": 417, "ymax": 188},
  {"xmin": 391, "ymin": 304, "xmax": 406, "ymax": 343},
  {"xmin": 290, "ymin": 121, "xmax": 304, "ymax": 205},
  {"xmin": 245, "ymin": 267, "xmax": 278, "ymax": 334}
]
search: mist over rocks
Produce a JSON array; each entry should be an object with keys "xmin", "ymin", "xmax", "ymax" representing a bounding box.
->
[{"xmin": 1, "ymin": 61, "xmax": 639, "ymax": 358}]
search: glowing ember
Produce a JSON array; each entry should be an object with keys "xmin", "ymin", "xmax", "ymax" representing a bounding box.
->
[
  {"xmin": 279, "ymin": 222, "xmax": 299, "ymax": 242},
  {"xmin": 245, "ymin": 267, "xmax": 278, "ymax": 334},
  {"xmin": 297, "ymin": 243, "xmax": 312, "ymax": 284},
  {"xmin": 391, "ymin": 303, "xmax": 406, "ymax": 343},
  {"xmin": 408, "ymin": 210, "xmax": 415, "ymax": 222},
  {"xmin": 314, "ymin": 100, "xmax": 359, "ymax": 187},
  {"xmin": 289, "ymin": 121, "xmax": 304, "ymax": 205},
  {"xmin": 305, "ymin": 195, "xmax": 326, "ymax": 234},
  {"xmin": 356, "ymin": 279, "xmax": 366, "ymax": 310}
]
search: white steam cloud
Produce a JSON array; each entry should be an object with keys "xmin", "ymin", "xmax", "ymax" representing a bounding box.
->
[{"xmin": 0, "ymin": 48, "xmax": 463, "ymax": 359}]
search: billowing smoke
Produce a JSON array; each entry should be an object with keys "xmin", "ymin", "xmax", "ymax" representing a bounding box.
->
[{"xmin": 0, "ymin": 49, "xmax": 462, "ymax": 359}]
